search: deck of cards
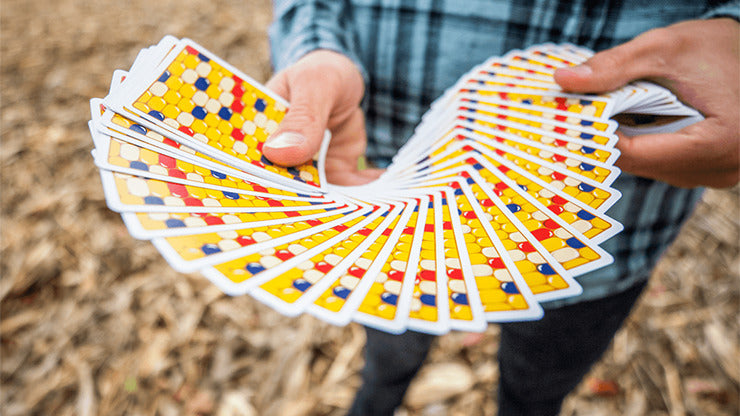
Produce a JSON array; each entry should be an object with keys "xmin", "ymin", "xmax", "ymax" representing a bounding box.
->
[{"xmin": 89, "ymin": 37, "xmax": 702, "ymax": 334}]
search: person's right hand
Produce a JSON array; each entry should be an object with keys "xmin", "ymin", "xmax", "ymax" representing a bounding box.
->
[{"xmin": 264, "ymin": 50, "xmax": 383, "ymax": 186}]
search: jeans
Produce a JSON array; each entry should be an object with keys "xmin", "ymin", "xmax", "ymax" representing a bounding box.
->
[{"xmin": 347, "ymin": 281, "xmax": 647, "ymax": 416}]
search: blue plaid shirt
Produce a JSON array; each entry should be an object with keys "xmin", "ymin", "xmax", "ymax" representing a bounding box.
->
[{"xmin": 269, "ymin": 0, "xmax": 740, "ymax": 307}]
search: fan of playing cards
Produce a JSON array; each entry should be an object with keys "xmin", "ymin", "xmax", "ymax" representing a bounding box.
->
[{"xmin": 89, "ymin": 36, "xmax": 702, "ymax": 334}]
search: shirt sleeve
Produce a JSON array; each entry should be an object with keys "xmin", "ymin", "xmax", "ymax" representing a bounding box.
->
[
  {"xmin": 268, "ymin": 0, "xmax": 368, "ymax": 81},
  {"xmin": 702, "ymin": 1, "xmax": 740, "ymax": 21}
]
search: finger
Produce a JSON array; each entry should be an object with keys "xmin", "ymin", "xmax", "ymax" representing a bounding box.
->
[
  {"xmin": 323, "ymin": 108, "xmax": 371, "ymax": 186},
  {"xmin": 263, "ymin": 69, "xmax": 337, "ymax": 167},
  {"xmin": 615, "ymin": 121, "xmax": 739, "ymax": 187},
  {"xmin": 554, "ymin": 28, "xmax": 673, "ymax": 93},
  {"xmin": 265, "ymin": 70, "xmax": 289, "ymax": 100}
]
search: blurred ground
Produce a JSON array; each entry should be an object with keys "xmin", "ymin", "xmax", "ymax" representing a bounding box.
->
[{"xmin": 1, "ymin": 1, "xmax": 738, "ymax": 415}]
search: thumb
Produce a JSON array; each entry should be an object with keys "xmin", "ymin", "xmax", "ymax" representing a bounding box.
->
[
  {"xmin": 554, "ymin": 29, "xmax": 670, "ymax": 93},
  {"xmin": 262, "ymin": 70, "xmax": 333, "ymax": 167}
]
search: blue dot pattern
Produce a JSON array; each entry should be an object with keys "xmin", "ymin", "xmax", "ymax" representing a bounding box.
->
[
  {"xmin": 165, "ymin": 219, "xmax": 186, "ymax": 228},
  {"xmin": 194, "ymin": 77, "xmax": 210, "ymax": 91},
  {"xmin": 201, "ymin": 244, "xmax": 221, "ymax": 255}
]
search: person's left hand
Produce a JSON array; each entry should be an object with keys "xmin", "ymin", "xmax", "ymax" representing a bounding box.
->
[{"xmin": 554, "ymin": 18, "xmax": 740, "ymax": 188}]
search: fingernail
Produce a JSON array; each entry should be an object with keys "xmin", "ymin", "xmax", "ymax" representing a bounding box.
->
[
  {"xmin": 567, "ymin": 64, "xmax": 592, "ymax": 76},
  {"xmin": 264, "ymin": 132, "xmax": 306, "ymax": 149}
]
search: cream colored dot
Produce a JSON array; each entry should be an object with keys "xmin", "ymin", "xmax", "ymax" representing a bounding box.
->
[
  {"xmin": 494, "ymin": 269, "xmax": 513, "ymax": 282},
  {"xmin": 419, "ymin": 281, "xmax": 436, "ymax": 294},
  {"xmin": 265, "ymin": 120, "xmax": 279, "ymax": 134},
  {"xmin": 340, "ymin": 275, "xmax": 360, "ymax": 289},
  {"xmin": 252, "ymin": 232, "xmax": 271, "ymax": 243},
  {"xmin": 509, "ymin": 232, "xmax": 526, "ymax": 243},
  {"xmin": 184, "ymin": 217, "xmax": 207, "ymax": 227},
  {"xmin": 483, "ymin": 213, "xmax": 494, "ymax": 222},
  {"xmin": 390, "ymin": 260, "xmax": 407, "ymax": 272},
  {"xmin": 538, "ymin": 188, "xmax": 554, "ymax": 199},
  {"xmin": 296, "ymin": 260, "xmax": 314, "ymax": 271},
  {"xmin": 566, "ymin": 116, "xmax": 579, "ymax": 124},
  {"xmin": 163, "ymin": 196, "xmax": 185, "ymax": 206},
  {"xmin": 192, "ymin": 90, "xmax": 208, "ymax": 106},
  {"xmin": 384, "ymin": 280, "xmax": 402, "ymax": 294},
  {"xmin": 482, "ymin": 247, "xmax": 499, "ymax": 258},
  {"xmin": 410, "ymin": 298, "xmax": 422, "ymax": 312},
  {"xmin": 181, "ymin": 146, "xmax": 196, "ymax": 155},
  {"xmin": 202, "ymin": 198, "xmax": 220, "ymax": 207},
  {"xmin": 146, "ymin": 130, "xmax": 163, "ymax": 141},
  {"xmin": 538, "ymin": 150, "xmax": 554, "ymax": 159},
  {"xmin": 563, "ymin": 177, "xmax": 580, "ymax": 187},
  {"xmin": 219, "ymin": 92, "xmax": 234, "ymax": 107},
  {"xmin": 299, "ymin": 170, "xmax": 314, "ymax": 182},
  {"xmin": 507, "ymin": 249, "xmax": 526, "ymax": 261},
  {"xmin": 193, "ymin": 133, "xmax": 209, "ymax": 144},
  {"xmin": 355, "ymin": 258, "xmax": 372, "ymax": 269},
  {"xmin": 541, "ymin": 136, "xmax": 555, "ymax": 144},
  {"xmin": 532, "ymin": 211, "xmax": 549, "ymax": 222},
  {"xmin": 324, "ymin": 253, "xmax": 343, "ymax": 266},
  {"xmin": 564, "ymin": 202, "xmax": 580, "ymax": 212},
  {"xmin": 375, "ymin": 272, "xmax": 388, "ymax": 283},
  {"xmin": 565, "ymin": 130, "xmax": 579, "ymax": 138},
  {"xmin": 274, "ymin": 102, "xmax": 286, "ymax": 112},
  {"xmin": 254, "ymin": 112, "xmax": 268, "ymax": 128},
  {"xmin": 541, "ymin": 124, "xmax": 554, "ymax": 132},
  {"xmin": 119, "ymin": 142, "xmax": 140, "ymax": 161},
  {"xmin": 222, "ymin": 215, "xmax": 240, "ymax": 224},
  {"xmin": 148, "ymin": 212, "xmax": 169, "ymax": 221},
  {"xmin": 195, "ymin": 62, "xmax": 211, "ymax": 77},
  {"xmin": 572, "ymin": 220, "xmax": 592, "ymax": 233},
  {"xmin": 527, "ymin": 252, "xmax": 545, "ymax": 264},
  {"xmin": 218, "ymin": 239, "xmax": 240, "ymax": 252},
  {"xmin": 259, "ymin": 247, "xmax": 275, "ymax": 255},
  {"xmin": 538, "ymin": 166, "xmax": 553, "ymax": 176},
  {"xmin": 419, "ymin": 259, "xmax": 436, "ymax": 271},
  {"xmin": 304, "ymin": 269, "xmax": 324, "ymax": 283},
  {"xmin": 232, "ymin": 140, "xmax": 248, "ymax": 155},
  {"xmin": 554, "ymin": 229, "xmax": 572, "ymax": 241},
  {"xmin": 219, "ymin": 77, "xmax": 235, "ymax": 91},
  {"xmin": 217, "ymin": 230, "xmax": 238, "ymax": 239},
  {"xmin": 126, "ymin": 177, "xmax": 149, "ymax": 198},
  {"xmin": 242, "ymin": 120, "xmax": 257, "ymax": 135},
  {"xmin": 288, "ymin": 244, "xmax": 308, "ymax": 255},
  {"xmin": 565, "ymin": 158, "xmax": 580, "ymax": 167},
  {"xmin": 205, "ymin": 98, "xmax": 221, "ymax": 114},
  {"xmin": 149, "ymin": 81, "xmax": 167, "ymax": 97},
  {"xmin": 472, "ymin": 264, "xmax": 494, "ymax": 277},
  {"xmin": 260, "ymin": 255, "xmax": 281, "ymax": 268},
  {"xmin": 149, "ymin": 165, "xmax": 167, "ymax": 176},
  {"xmin": 461, "ymin": 224, "xmax": 471, "ymax": 234},
  {"xmin": 445, "ymin": 258, "xmax": 461, "ymax": 269},
  {"xmin": 581, "ymin": 106, "xmax": 597, "ymax": 117},
  {"xmin": 185, "ymin": 172, "xmax": 204, "ymax": 182},
  {"xmin": 177, "ymin": 112, "xmax": 194, "ymax": 126},
  {"xmin": 181, "ymin": 69, "xmax": 198, "ymax": 84},
  {"xmin": 552, "ymin": 247, "xmax": 579, "ymax": 262},
  {"xmin": 550, "ymin": 181, "xmax": 565, "ymax": 191},
  {"xmin": 164, "ymin": 118, "xmax": 179, "ymax": 129},
  {"xmin": 448, "ymin": 280, "xmax": 467, "ymax": 293}
]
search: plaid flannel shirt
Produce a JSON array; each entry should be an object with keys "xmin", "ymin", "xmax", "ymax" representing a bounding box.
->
[{"xmin": 269, "ymin": 0, "xmax": 740, "ymax": 307}]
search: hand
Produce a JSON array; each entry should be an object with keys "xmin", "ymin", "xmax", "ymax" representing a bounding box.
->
[
  {"xmin": 554, "ymin": 18, "xmax": 740, "ymax": 188},
  {"xmin": 264, "ymin": 50, "xmax": 383, "ymax": 186}
]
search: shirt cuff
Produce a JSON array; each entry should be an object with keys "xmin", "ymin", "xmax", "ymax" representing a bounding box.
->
[{"xmin": 702, "ymin": 2, "xmax": 740, "ymax": 21}]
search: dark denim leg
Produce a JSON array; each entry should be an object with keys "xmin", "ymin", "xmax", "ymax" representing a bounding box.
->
[
  {"xmin": 347, "ymin": 327, "xmax": 436, "ymax": 416},
  {"xmin": 497, "ymin": 281, "xmax": 648, "ymax": 416}
]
